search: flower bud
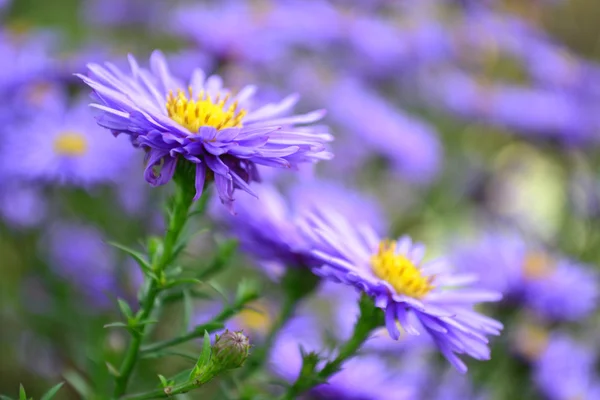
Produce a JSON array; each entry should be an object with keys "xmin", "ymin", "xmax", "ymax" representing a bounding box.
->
[{"xmin": 212, "ymin": 330, "xmax": 251, "ymax": 370}]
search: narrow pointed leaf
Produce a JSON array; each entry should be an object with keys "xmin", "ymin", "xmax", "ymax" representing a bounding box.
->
[
  {"xmin": 191, "ymin": 330, "xmax": 212, "ymax": 379},
  {"xmin": 106, "ymin": 362, "xmax": 120, "ymax": 377},
  {"xmin": 63, "ymin": 371, "xmax": 91, "ymax": 398},
  {"xmin": 107, "ymin": 241, "xmax": 152, "ymax": 274},
  {"xmin": 117, "ymin": 299, "xmax": 133, "ymax": 319},
  {"xmin": 103, "ymin": 322, "xmax": 128, "ymax": 329},
  {"xmin": 158, "ymin": 374, "xmax": 169, "ymax": 388},
  {"xmin": 18, "ymin": 385, "xmax": 26, "ymax": 400},
  {"xmin": 40, "ymin": 382, "xmax": 65, "ymax": 400}
]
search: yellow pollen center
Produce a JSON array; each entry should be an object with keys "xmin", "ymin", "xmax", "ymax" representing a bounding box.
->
[
  {"xmin": 237, "ymin": 302, "xmax": 271, "ymax": 334},
  {"xmin": 371, "ymin": 240, "xmax": 434, "ymax": 299},
  {"xmin": 53, "ymin": 132, "xmax": 88, "ymax": 156},
  {"xmin": 522, "ymin": 252, "xmax": 554, "ymax": 280},
  {"xmin": 166, "ymin": 88, "xmax": 246, "ymax": 133}
]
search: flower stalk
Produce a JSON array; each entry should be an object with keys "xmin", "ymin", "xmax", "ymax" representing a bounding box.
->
[
  {"xmin": 279, "ymin": 294, "xmax": 382, "ymax": 399},
  {"xmin": 113, "ymin": 171, "xmax": 197, "ymax": 398}
]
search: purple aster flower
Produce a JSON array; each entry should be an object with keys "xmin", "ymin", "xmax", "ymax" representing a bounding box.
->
[
  {"xmin": 78, "ymin": 51, "xmax": 331, "ymax": 209},
  {"xmin": 0, "ymin": 29, "xmax": 59, "ymax": 126},
  {"xmin": 329, "ymin": 78, "xmax": 442, "ymax": 184},
  {"xmin": 212, "ymin": 179, "xmax": 384, "ymax": 276},
  {"xmin": 1, "ymin": 98, "xmax": 136, "ymax": 187},
  {"xmin": 0, "ymin": 182, "xmax": 46, "ymax": 229},
  {"xmin": 533, "ymin": 334, "xmax": 599, "ymax": 400},
  {"xmin": 523, "ymin": 258, "xmax": 598, "ymax": 322},
  {"xmin": 41, "ymin": 222, "xmax": 117, "ymax": 308},
  {"xmin": 452, "ymin": 232, "xmax": 598, "ymax": 322},
  {"xmin": 304, "ymin": 210, "xmax": 503, "ymax": 373}
]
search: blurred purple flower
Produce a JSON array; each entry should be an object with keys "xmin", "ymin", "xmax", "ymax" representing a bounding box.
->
[
  {"xmin": 329, "ymin": 78, "xmax": 442, "ymax": 184},
  {"xmin": 305, "ymin": 210, "xmax": 503, "ymax": 373},
  {"xmin": 1, "ymin": 98, "xmax": 136, "ymax": 187},
  {"xmin": 42, "ymin": 222, "xmax": 116, "ymax": 307},
  {"xmin": 523, "ymin": 259, "xmax": 598, "ymax": 322},
  {"xmin": 453, "ymin": 232, "xmax": 598, "ymax": 322},
  {"xmin": 533, "ymin": 334, "xmax": 599, "ymax": 400},
  {"xmin": 212, "ymin": 179, "xmax": 385, "ymax": 277},
  {"xmin": 170, "ymin": 2, "xmax": 282, "ymax": 65},
  {"xmin": 0, "ymin": 183, "xmax": 46, "ymax": 229},
  {"xmin": 78, "ymin": 51, "xmax": 332, "ymax": 209}
]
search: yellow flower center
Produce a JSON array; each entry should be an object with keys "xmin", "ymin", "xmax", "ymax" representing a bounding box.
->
[
  {"xmin": 166, "ymin": 88, "xmax": 246, "ymax": 133},
  {"xmin": 237, "ymin": 302, "xmax": 271, "ymax": 334},
  {"xmin": 53, "ymin": 132, "xmax": 88, "ymax": 156},
  {"xmin": 522, "ymin": 252, "xmax": 554, "ymax": 280},
  {"xmin": 514, "ymin": 323, "xmax": 549, "ymax": 361},
  {"xmin": 371, "ymin": 240, "xmax": 434, "ymax": 299}
]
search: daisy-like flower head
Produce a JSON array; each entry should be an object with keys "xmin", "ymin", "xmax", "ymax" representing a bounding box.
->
[
  {"xmin": 304, "ymin": 210, "xmax": 503, "ymax": 373},
  {"xmin": 2, "ymin": 98, "xmax": 136, "ymax": 187},
  {"xmin": 77, "ymin": 51, "xmax": 332, "ymax": 209}
]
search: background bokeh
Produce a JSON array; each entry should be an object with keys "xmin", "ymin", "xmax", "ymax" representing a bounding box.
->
[{"xmin": 2, "ymin": 0, "xmax": 600, "ymax": 399}]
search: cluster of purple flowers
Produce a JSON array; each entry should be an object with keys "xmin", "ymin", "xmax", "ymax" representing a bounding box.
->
[{"xmin": 2, "ymin": 0, "xmax": 600, "ymax": 398}]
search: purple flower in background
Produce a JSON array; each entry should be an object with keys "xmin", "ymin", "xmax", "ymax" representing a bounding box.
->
[
  {"xmin": 523, "ymin": 259, "xmax": 597, "ymax": 322},
  {"xmin": 329, "ymin": 78, "xmax": 442, "ymax": 184},
  {"xmin": 452, "ymin": 233, "xmax": 529, "ymax": 297},
  {"xmin": 78, "ymin": 51, "xmax": 332, "ymax": 209},
  {"xmin": 41, "ymin": 222, "xmax": 117, "ymax": 307},
  {"xmin": 212, "ymin": 179, "xmax": 384, "ymax": 276},
  {"xmin": 533, "ymin": 334, "xmax": 600, "ymax": 400},
  {"xmin": 453, "ymin": 232, "xmax": 598, "ymax": 322},
  {"xmin": 0, "ymin": 29, "xmax": 59, "ymax": 125},
  {"xmin": 0, "ymin": 183, "xmax": 46, "ymax": 229},
  {"xmin": 305, "ymin": 211, "xmax": 503, "ymax": 373},
  {"xmin": 1, "ymin": 98, "xmax": 135, "ymax": 187}
]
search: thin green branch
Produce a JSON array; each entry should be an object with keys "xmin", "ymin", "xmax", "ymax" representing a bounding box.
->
[{"xmin": 113, "ymin": 181, "xmax": 196, "ymax": 398}]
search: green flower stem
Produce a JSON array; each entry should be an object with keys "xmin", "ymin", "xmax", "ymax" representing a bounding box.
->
[
  {"xmin": 279, "ymin": 294, "xmax": 382, "ymax": 400},
  {"xmin": 140, "ymin": 293, "xmax": 258, "ymax": 355},
  {"xmin": 113, "ymin": 180, "xmax": 196, "ymax": 398},
  {"xmin": 242, "ymin": 268, "xmax": 320, "ymax": 379},
  {"xmin": 121, "ymin": 371, "xmax": 216, "ymax": 400}
]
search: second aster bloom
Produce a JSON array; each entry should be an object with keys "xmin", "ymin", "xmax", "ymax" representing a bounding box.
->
[
  {"xmin": 305, "ymin": 210, "xmax": 503, "ymax": 372},
  {"xmin": 2, "ymin": 98, "xmax": 135, "ymax": 187},
  {"xmin": 78, "ymin": 51, "xmax": 332, "ymax": 208}
]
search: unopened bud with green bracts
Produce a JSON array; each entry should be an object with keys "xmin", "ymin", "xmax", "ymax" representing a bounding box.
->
[{"xmin": 212, "ymin": 330, "xmax": 251, "ymax": 370}]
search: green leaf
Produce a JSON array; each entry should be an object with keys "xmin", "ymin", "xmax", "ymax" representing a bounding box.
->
[
  {"xmin": 117, "ymin": 298, "xmax": 134, "ymax": 320},
  {"xmin": 169, "ymin": 368, "xmax": 195, "ymax": 385},
  {"xmin": 0, "ymin": 395, "xmax": 15, "ymax": 400},
  {"xmin": 158, "ymin": 374, "xmax": 169, "ymax": 388},
  {"xmin": 103, "ymin": 322, "xmax": 128, "ymax": 329},
  {"xmin": 203, "ymin": 280, "xmax": 230, "ymax": 303},
  {"xmin": 191, "ymin": 330, "xmax": 212, "ymax": 379},
  {"xmin": 18, "ymin": 385, "xmax": 26, "ymax": 400},
  {"xmin": 235, "ymin": 279, "xmax": 260, "ymax": 304},
  {"xmin": 106, "ymin": 362, "xmax": 120, "ymax": 377},
  {"xmin": 63, "ymin": 370, "xmax": 91, "ymax": 398},
  {"xmin": 108, "ymin": 241, "xmax": 152, "ymax": 275},
  {"xmin": 40, "ymin": 382, "xmax": 64, "ymax": 400}
]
